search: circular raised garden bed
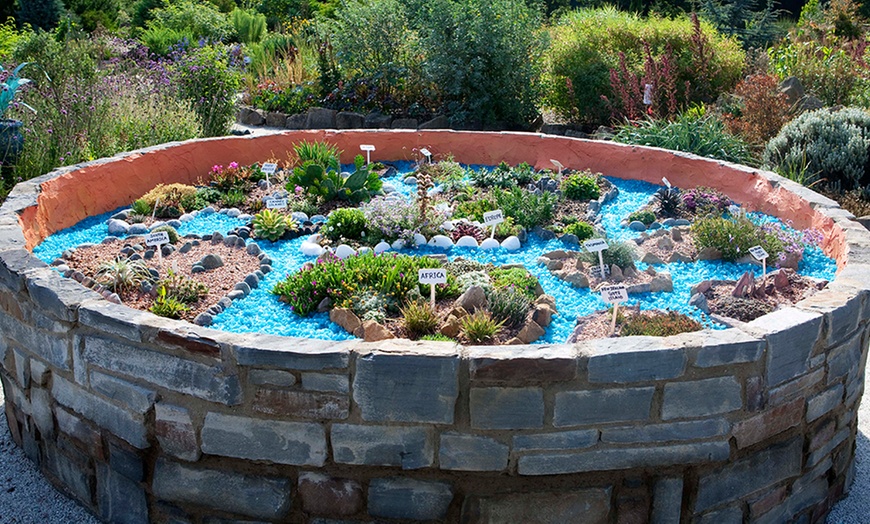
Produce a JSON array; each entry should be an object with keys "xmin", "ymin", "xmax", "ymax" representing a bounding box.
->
[{"xmin": 0, "ymin": 130, "xmax": 868, "ymax": 523}]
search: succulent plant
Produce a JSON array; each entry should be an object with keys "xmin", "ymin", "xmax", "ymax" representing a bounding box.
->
[
  {"xmin": 653, "ymin": 187, "xmax": 682, "ymax": 217},
  {"xmin": 253, "ymin": 209, "xmax": 297, "ymax": 241},
  {"xmin": 95, "ymin": 257, "xmax": 153, "ymax": 293},
  {"xmin": 451, "ymin": 221, "xmax": 485, "ymax": 242}
]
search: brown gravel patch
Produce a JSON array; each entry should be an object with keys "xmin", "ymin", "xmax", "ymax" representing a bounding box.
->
[
  {"xmin": 63, "ymin": 237, "xmax": 262, "ymax": 321},
  {"xmin": 633, "ymin": 227, "xmax": 697, "ymax": 263},
  {"xmin": 704, "ymin": 269, "xmax": 827, "ymax": 323}
]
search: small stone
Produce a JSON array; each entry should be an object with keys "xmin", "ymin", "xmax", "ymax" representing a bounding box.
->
[
  {"xmin": 244, "ymin": 274, "xmax": 259, "ymax": 289},
  {"xmin": 641, "ymin": 252, "xmax": 665, "ymax": 265},
  {"xmin": 517, "ymin": 320, "xmax": 545, "ymax": 344},
  {"xmin": 200, "ymin": 254, "xmax": 224, "ymax": 270},
  {"xmin": 374, "ymin": 241, "xmax": 391, "ymax": 254},
  {"xmin": 404, "ymin": 176, "xmax": 417, "ymax": 185},
  {"xmin": 534, "ymin": 295, "xmax": 557, "ymax": 310},
  {"xmin": 456, "ymin": 286, "xmax": 488, "ymax": 312},
  {"xmin": 227, "ymin": 290, "xmax": 245, "ymax": 301},
  {"xmin": 673, "ymin": 219, "xmax": 691, "ymax": 226},
  {"xmin": 211, "ymin": 232, "xmax": 224, "ymax": 245},
  {"xmin": 317, "ymin": 297, "xmax": 333, "ymax": 312},
  {"xmin": 178, "ymin": 242, "xmax": 193, "ymax": 254},
  {"xmin": 501, "ymin": 236, "xmax": 521, "ymax": 251},
  {"xmin": 440, "ymin": 316, "xmax": 462, "ymax": 338},
  {"xmin": 160, "ymin": 245, "xmax": 173, "ymax": 257},
  {"xmin": 143, "ymin": 250, "xmax": 155, "ymax": 260},
  {"xmin": 429, "ymin": 235, "xmax": 454, "ymax": 249},
  {"xmin": 234, "ymin": 282, "xmax": 251, "ymax": 296},
  {"xmin": 532, "ymin": 226, "xmax": 556, "ymax": 240},
  {"xmin": 334, "ymin": 244, "xmax": 357, "ymax": 259},
  {"xmin": 556, "ymin": 270, "xmax": 589, "ymax": 288},
  {"xmin": 560, "ymin": 233, "xmax": 580, "ymax": 246},
  {"xmin": 223, "ymin": 234, "xmax": 240, "ymax": 247},
  {"xmin": 610, "ymin": 265, "xmax": 624, "ymax": 282},
  {"xmin": 546, "ymin": 259, "xmax": 564, "ymax": 271},
  {"xmin": 362, "ymin": 320, "xmax": 394, "ymax": 342},
  {"xmin": 657, "ymin": 236, "xmax": 674, "ymax": 250},
  {"xmin": 648, "ymin": 221, "xmax": 662, "ymax": 230},
  {"xmin": 629, "ymin": 221, "xmax": 647, "ymax": 232},
  {"xmin": 480, "ymin": 238, "xmax": 501, "ymax": 250},
  {"xmin": 774, "ymin": 270, "xmax": 789, "ymax": 289},
  {"xmin": 532, "ymin": 305, "xmax": 554, "ymax": 327},
  {"xmin": 456, "ymin": 236, "xmax": 479, "ymax": 248},
  {"xmin": 330, "ymin": 308, "xmax": 362, "ymax": 334},
  {"xmin": 668, "ymin": 252, "xmax": 693, "ymax": 263},
  {"xmin": 246, "ymin": 243, "xmax": 261, "ymax": 256},
  {"xmin": 623, "ymin": 266, "xmax": 638, "ymax": 279},
  {"xmin": 194, "ymin": 313, "xmax": 213, "ymax": 326},
  {"xmin": 128, "ymin": 224, "xmax": 148, "ymax": 235},
  {"xmin": 650, "ymin": 272, "xmax": 674, "ymax": 293},
  {"xmin": 671, "ymin": 228, "xmax": 683, "ymax": 241},
  {"xmin": 690, "ymin": 280, "xmax": 712, "ymax": 296},
  {"xmin": 107, "ymin": 219, "xmax": 130, "ymax": 236},
  {"xmin": 301, "ymin": 241, "xmax": 325, "ymax": 257},
  {"xmin": 689, "ymin": 293, "xmax": 709, "ymax": 313}
]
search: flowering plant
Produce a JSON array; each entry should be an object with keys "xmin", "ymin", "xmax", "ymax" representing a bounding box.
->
[
  {"xmin": 681, "ymin": 186, "xmax": 731, "ymax": 216},
  {"xmin": 361, "ymin": 196, "xmax": 448, "ymax": 246}
]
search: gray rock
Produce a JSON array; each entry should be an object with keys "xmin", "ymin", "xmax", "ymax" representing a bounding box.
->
[
  {"xmin": 265, "ymin": 111, "xmax": 286, "ymax": 127},
  {"xmin": 223, "ymin": 234, "xmax": 240, "ymax": 247},
  {"xmin": 673, "ymin": 218, "xmax": 691, "ymax": 226},
  {"xmin": 697, "ymin": 246, "xmax": 722, "ymax": 261},
  {"xmin": 648, "ymin": 221, "xmax": 662, "ymax": 230},
  {"xmin": 532, "ymin": 226, "xmax": 556, "ymax": 240},
  {"xmin": 629, "ymin": 220, "xmax": 647, "ymax": 232},
  {"xmin": 391, "ymin": 117, "xmax": 418, "ymax": 129},
  {"xmin": 211, "ymin": 232, "xmax": 223, "ymax": 245},
  {"xmin": 365, "ymin": 111, "xmax": 393, "ymax": 128},
  {"xmin": 244, "ymin": 273, "xmax": 259, "ymax": 289},
  {"xmin": 200, "ymin": 254, "xmax": 224, "ymax": 270},
  {"xmin": 560, "ymin": 233, "xmax": 580, "ymax": 246},
  {"xmin": 242, "ymin": 108, "xmax": 265, "ymax": 126},
  {"xmin": 226, "ymin": 208, "xmax": 241, "ymax": 218},
  {"xmin": 178, "ymin": 242, "xmax": 193, "ymax": 254},
  {"xmin": 107, "ymin": 219, "xmax": 130, "ymax": 236},
  {"xmin": 160, "ymin": 245, "xmax": 174, "ymax": 257},
  {"xmin": 455, "ymin": 285, "xmax": 488, "ymax": 312},
  {"xmin": 227, "ymin": 290, "xmax": 245, "ymax": 301},
  {"xmin": 167, "ymin": 219, "xmax": 182, "ymax": 229},
  {"xmin": 419, "ymin": 115, "xmax": 449, "ymax": 129},
  {"xmin": 128, "ymin": 224, "xmax": 148, "ymax": 235},
  {"xmin": 689, "ymin": 292, "xmax": 710, "ymax": 313},
  {"xmin": 111, "ymin": 210, "xmax": 129, "ymax": 220},
  {"xmin": 335, "ymin": 111, "xmax": 365, "ymax": 129},
  {"xmin": 306, "ymin": 107, "xmax": 337, "ymax": 128},
  {"xmin": 234, "ymin": 282, "xmax": 251, "ymax": 296},
  {"xmin": 780, "ymin": 76, "xmax": 805, "ymax": 105},
  {"xmin": 285, "ymin": 113, "xmax": 306, "ymax": 129},
  {"xmin": 191, "ymin": 264, "xmax": 205, "ymax": 274},
  {"xmin": 368, "ymin": 478, "xmax": 453, "ymax": 521},
  {"xmin": 194, "ymin": 313, "xmax": 213, "ymax": 326},
  {"xmin": 650, "ymin": 272, "xmax": 674, "ymax": 293},
  {"xmin": 641, "ymin": 251, "xmax": 665, "ymax": 265}
]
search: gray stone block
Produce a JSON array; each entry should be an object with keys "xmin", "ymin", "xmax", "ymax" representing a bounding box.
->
[
  {"xmin": 13, "ymin": 348, "xmax": 29, "ymax": 388},
  {"xmin": 97, "ymin": 463, "xmax": 149, "ymax": 524},
  {"xmin": 807, "ymin": 384, "xmax": 844, "ymax": 422},
  {"xmin": 807, "ymin": 427, "xmax": 849, "ymax": 468},
  {"xmin": 692, "ymin": 329, "xmax": 764, "ymax": 367},
  {"xmin": 201, "ymin": 412, "xmax": 327, "ymax": 466},
  {"xmin": 585, "ymin": 337, "xmax": 686, "ymax": 383},
  {"xmin": 368, "ymin": 477, "xmax": 453, "ymax": 521},
  {"xmin": 109, "ymin": 441, "xmax": 144, "ymax": 482},
  {"xmin": 89, "ymin": 369, "xmax": 156, "ymax": 414},
  {"xmin": 331, "ymin": 424, "xmax": 434, "ymax": 469},
  {"xmin": 30, "ymin": 357, "xmax": 50, "ymax": 386},
  {"xmin": 391, "ymin": 118, "xmax": 418, "ymax": 129},
  {"xmin": 302, "ymin": 372, "xmax": 349, "ymax": 393},
  {"xmin": 306, "ymin": 107, "xmax": 337, "ymax": 128},
  {"xmin": 26, "ymin": 268, "xmax": 100, "ymax": 322},
  {"xmin": 83, "ymin": 336, "xmax": 241, "ymax": 405},
  {"xmin": 155, "ymin": 402, "xmax": 200, "ymax": 462},
  {"xmin": 152, "ymin": 459, "xmax": 292, "ymax": 520},
  {"xmin": 695, "ymin": 438, "xmax": 802, "ymax": 512},
  {"xmin": 554, "ymin": 387, "xmax": 654, "ymax": 427},
  {"xmin": 30, "ymin": 386, "xmax": 55, "ymax": 438},
  {"xmin": 518, "ymin": 441, "xmax": 729, "ymax": 476},
  {"xmin": 52, "ymin": 375, "xmax": 147, "ymax": 448},
  {"xmin": 602, "ymin": 419, "xmax": 730, "ymax": 444},
  {"xmin": 694, "ymin": 504, "xmax": 744, "ymax": 524},
  {"xmin": 335, "ymin": 111, "xmax": 365, "ymax": 129},
  {"xmin": 249, "ymin": 369, "xmax": 297, "ymax": 387},
  {"xmin": 365, "ymin": 112, "xmax": 393, "ymax": 128},
  {"xmin": 233, "ymin": 335, "xmax": 351, "ymax": 370},
  {"xmin": 44, "ymin": 444, "xmax": 93, "ymax": 505},
  {"xmin": 827, "ymin": 332, "xmax": 863, "ymax": 384},
  {"xmin": 512, "ymin": 429, "xmax": 599, "ymax": 451},
  {"xmin": 253, "ymin": 388, "xmax": 348, "ymax": 419},
  {"xmin": 0, "ymin": 249, "xmax": 48, "ymax": 293},
  {"xmin": 439, "ymin": 433, "xmax": 509, "ymax": 471},
  {"xmin": 662, "ymin": 377, "xmax": 742, "ymax": 420},
  {"xmin": 0, "ymin": 308, "xmax": 70, "ymax": 370},
  {"xmin": 55, "ymin": 408, "xmax": 101, "ymax": 451},
  {"xmin": 298, "ymin": 472, "xmax": 364, "ymax": 517},
  {"xmin": 797, "ymin": 287, "xmax": 863, "ymax": 346},
  {"xmin": 652, "ymin": 477, "xmax": 683, "ymax": 524},
  {"xmin": 470, "ymin": 387, "xmax": 544, "ymax": 429},
  {"xmin": 79, "ymin": 300, "xmax": 149, "ymax": 342},
  {"xmin": 462, "ymin": 488, "xmax": 612, "ymax": 524},
  {"xmin": 285, "ymin": 113, "xmax": 306, "ymax": 129},
  {"xmin": 746, "ymin": 308, "xmax": 822, "ymax": 387},
  {"xmin": 354, "ymin": 353, "xmax": 458, "ymax": 424}
]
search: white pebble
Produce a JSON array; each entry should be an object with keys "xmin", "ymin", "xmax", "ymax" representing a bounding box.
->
[
  {"xmin": 480, "ymin": 238, "xmax": 501, "ymax": 250},
  {"xmin": 391, "ymin": 239, "xmax": 406, "ymax": 250},
  {"xmin": 334, "ymin": 244, "xmax": 356, "ymax": 260},
  {"xmin": 455, "ymin": 235, "xmax": 479, "ymax": 248},
  {"xmin": 414, "ymin": 233, "xmax": 427, "ymax": 246},
  {"xmin": 301, "ymin": 241, "xmax": 325, "ymax": 257},
  {"xmin": 428, "ymin": 235, "xmax": 454, "ymax": 249},
  {"xmin": 374, "ymin": 241, "xmax": 391, "ymax": 254},
  {"xmin": 501, "ymin": 236, "xmax": 521, "ymax": 251}
]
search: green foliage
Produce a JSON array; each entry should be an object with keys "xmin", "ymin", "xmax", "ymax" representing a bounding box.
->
[
  {"xmin": 653, "ymin": 186, "xmax": 682, "ymax": 216},
  {"xmin": 173, "ymin": 45, "xmax": 243, "ymax": 137},
  {"xmin": 150, "ymin": 286, "xmax": 190, "ymax": 319},
  {"xmin": 445, "ymin": 257, "xmax": 487, "ymax": 276},
  {"xmin": 580, "ymin": 239, "xmax": 637, "ymax": 268},
  {"xmin": 698, "ymin": 0, "xmax": 781, "ymax": 49},
  {"xmin": 323, "ymin": 207, "xmax": 367, "ymax": 241},
  {"xmin": 494, "ymin": 187, "xmax": 559, "ymax": 230},
  {"xmin": 150, "ymin": 225, "xmax": 180, "ymax": 244},
  {"xmin": 140, "ymin": 184, "xmax": 198, "ymax": 216},
  {"xmin": 459, "ymin": 310, "xmax": 504, "ymax": 343},
  {"xmin": 95, "ymin": 257, "xmax": 153, "ymax": 293},
  {"xmin": 487, "ymin": 286, "xmax": 531, "ymax": 328},
  {"xmin": 0, "ymin": 18, "xmax": 22, "ymax": 62},
  {"xmin": 67, "ymin": 0, "xmax": 122, "ymax": 31},
  {"xmin": 272, "ymin": 252, "xmax": 442, "ymax": 316},
  {"xmin": 156, "ymin": 270, "xmax": 208, "ymax": 304},
  {"xmin": 763, "ymin": 108, "xmax": 870, "ymax": 191},
  {"xmin": 294, "ymin": 140, "xmax": 341, "ymax": 172},
  {"xmin": 141, "ymin": 26, "xmax": 191, "ymax": 57},
  {"xmin": 421, "ymin": 333, "xmax": 454, "ymax": 342},
  {"xmin": 619, "ymin": 310, "xmax": 702, "ymax": 336},
  {"xmin": 562, "ymin": 172, "xmax": 600, "ymax": 201},
  {"xmin": 470, "ymin": 161, "xmax": 537, "ymax": 188},
  {"xmin": 401, "ymin": 300, "xmax": 440, "ymax": 336},
  {"xmin": 131, "ymin": 199, "xmax": 151, "ymax": 216},
  {"xmin": 489, "ymin": 267, "xmax": 538, "ymax": 299},
  {"xmin": 562, "ymin": 220, "xmax": 596, "ymax": 241},
  {"xmin": 148, "ymin": 0, "xmax": 234, "ymax": 42},
  {"xmin": 768, "ymin": 42, "xmax": 863, "ymax": 107},
  {"xmin": 18, "ymin": 0, "xmax": 65, "ymax": 31},
  {"xmin": 691, "ymin": 215, "xmax": 784, "ymax": 261},
  {"xmin": 232, "ymin": 8, "xmax": 267, "ymax": 44},
  {"xmin": 417, "ymin": 0, "xmax": 546, "ymax": 128},
  {"xmin": 544, "ymin": 7, "xmax": 744, "ymax": 125},
  {"xmin": 614, "ymin": 114, "xmax": 754, "ymax": 165},
  {"xmin": 289, "ymin": 157, "xmax": 381, "ymax": 204},
  {"xmin": 350, "ymin": 286, "xmax": 390, "ymax": 321},
  {"xmin": 253, "ymin": 209, "xmax": 297, "ymax": 241},
  {"xmin": 628, "ymin": 209, "xmax": 656, "ymax": 225},
  {"xmin": 221, "ymin": 188, "xmax": 247, "ymax": 208},
  {"xmin": 453, "ymin": 197, "xmax": 496, "ymax": 222},
  {"xmin": 132, "ymin": 0, "xmax": 162, "ymax": 29},
  {"xmin": 456, "ymin": 270, "xmax": 492, "ymax": 294},
  {"xmin": 681, "ymin": 186, "xmax": 731, "ymax": 216},
  {"xmin": 193, "ymin": 187, "xmax": 223, "ymax": 209}
]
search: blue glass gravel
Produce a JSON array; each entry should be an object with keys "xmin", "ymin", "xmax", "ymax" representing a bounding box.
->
[{"xmin": 31, "ymin": 167, "xmax": 839, "ymax": 343}]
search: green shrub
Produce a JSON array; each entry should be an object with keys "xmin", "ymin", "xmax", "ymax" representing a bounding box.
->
[
  {"xmin": 627, "ymin": 209, "xmax": 656, "ymax": 225},
  {"xmin": 494, "ymin": 187, "xmax": 559, "ymax": 230},
  {"xmin": 563, "ymin": 221, "xmax": 596, "ymax": 241},
  {"xmin": 323, "ymin": 208, "xmax": 367, "ymax": 241},
  {"xmin": 294, "ymin": 140, "xmax": 341, "ymax": 171},
  {"xmin": 418, "ymin": 0, "xmax": 546, "ymax": 128},
  {"xmin": 95, "ymin": 257, "xmax": 153, "ymax": 293},
  {"xmin": 544, "ymin": 7, "xmax": 744, "ymax": 125},
  {"xmin": 562, "ymin": 172, "xmax": 600, "ymax": 201},
  {"xmin": 18, "ymin": 0, "xmax": 65, "ymax": 31},
  {"xmin": 131, "ymin": 199, "xmax": 151, "ymax": 216},
  {"xmin": 619, "ymin": 310, "xmax": 702, "ymax": 337},
  {"xmin": 253, "ymin": 209, "xmax": 297, "ymax": 241},
  {"xmin": 691, "ymin": 215, "xmax": 784, "ymax": 261},
  {"xmin": 221, "ymin": 189, "xmax": 247, "ymax": 208},
  {"xmin": 487, "ymin": 286, "xmax": 530, "ymax": 328},
  {"xmin": 653, "ymin": 186, "xmax": 682, "ymax": 217},
  {"xmin": 150, "ymin": 286, "xmax": 190, "ymax": 319},
  {"xmin": 150, "ymin": 225, "xmax": 180, "ymax": 244},
  {"xmin": 173, "ymin": 44, "xmax": 243, "ymax": 137},
  {"xmin": 456, "ymin": 270, "xmax": 492, "ymax": 294},
  {"xmin": 141, "ymin": 26, "xmax": 192, "ymax": 57},
  {"xmin": 148, "ymin": 0, "xmax": 234, "ymax": 42},
  {"xmin": 698, "ymin": 0, "xmax": 781, "ymax": 49},
  {"xmin": 763, "ymin": 107, "xmax": 870, "ymax": 191},
  {"xmin": 460, "ymin": 310, "xmax": 504, "ymax": 343},
  {"xmin": 157, "ymin": 271, "xmax": 208, "ymax": 304},
  {"xmin": 454, "ymin": 197, "xmax": 496, "ymax": 222},
  {"xmin": 67, "ymin": 0, "xmax": 122, "ymax": 32},
  {"xmin": 421, "ymin": 333, "xmax": 454, "ymax": 342},
  {"xmin": 489, "ymin": 267, "xmax": 538, "ymax": 299},
  {"xmin": 288, "ymin": 158, "xmax": 381, "ymax": 204},
  {"xmin": 579, "ymin": 239, "xmax": 636, "ymax": 268},
  {"xmin": 614, "ymin": 113, "xmax": 753, "ymax": 165},
  {"xmin": 470, "ymin": 162, "xmax": 537, "ymax": 188},
  {"xmin": 231, "ymin": 8, "xmax": 266, "ymax": 44},
  {"xmin": 401, "ymin": 300, "xmax": 440, "ymax": 336}
]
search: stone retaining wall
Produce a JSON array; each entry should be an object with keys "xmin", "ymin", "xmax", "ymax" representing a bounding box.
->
[{"xmin": 1, "ymin": 130, "xmax": 869, "ymax": 523}]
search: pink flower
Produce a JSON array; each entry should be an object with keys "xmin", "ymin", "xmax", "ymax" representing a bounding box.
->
[
  {"xmin": 229, "ymin": 161, "xmax": 239, "ymax": 169},
  {"xmin": 295, "ymin": 185, "xmax": 303, "ymax": 195}
]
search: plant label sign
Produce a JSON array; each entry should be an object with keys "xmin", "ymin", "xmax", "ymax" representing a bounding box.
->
[
  {"xmin": 662, "ymin": 177, "xmax": 671, "ymax": 188},
  {"xmin": 584, "ymin": 238, "xmax": 608, "ymax": 252},
  {"xmin": 360, "ymin": 144, "xmax": 375, "ymax": 165},
  {"xmin": 145, "ymin": 231, "xmax": 170, "ymax": 247},
  {"xmin": 550, "ymin": 159, "xmax": 564, "ymax": 175},
  {"xmin": 265, "ymin": 198, "xmax": 288, "ymax": 209},
  {"xmin": 418, "ymin": 268, "xmax": 447, "ymax": 285},
  {"xmin": 483, "ymin": 209, "xmax": 505, "ymax": 238},
  {"xmin": 588, "ymin": 264, "xmax": 611, "ymax": 277},
  {"xmin": 749, "ymin": 245, "xmax": 770, "ymax": 277},
  {"xmin": 600, "ymin": 284, "xmax": 628, "ymax": 304},
  {"xmin": 419, "ymin": 148, "xmax": 432, "ymax": 163},
  {"xmin": 261, "ymin": 163, "xmax": 277, "ymax": 174}
]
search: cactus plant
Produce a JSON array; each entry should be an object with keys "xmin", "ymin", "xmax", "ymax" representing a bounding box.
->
[{"xmin": 252, "ymin": 209, "xmax": 297, "ymax": 241}]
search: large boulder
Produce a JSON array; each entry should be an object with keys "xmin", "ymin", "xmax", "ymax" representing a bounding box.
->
[{"xmin": 455, "ymin": 285, "xmax": 488, "ymax": 312}]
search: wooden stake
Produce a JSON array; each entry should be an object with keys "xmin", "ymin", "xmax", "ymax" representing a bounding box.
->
[
  {"xmin": 598, "ymin": 251, "xmax": 606, "ymax": 280},
  {"xmin": 610, "ymin": 303, "xmax": 619, "ymax": 335},
  {"xmin": 430, "ymin": 283, "xmax": 436, "ymax": 309}
]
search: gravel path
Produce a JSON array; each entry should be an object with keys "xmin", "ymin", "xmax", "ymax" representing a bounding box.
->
[{"xmin": 1, "ymin": 361, "xmax": 868, "ymax": 523}]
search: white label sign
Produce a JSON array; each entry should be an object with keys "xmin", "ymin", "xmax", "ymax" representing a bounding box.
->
[
  {"xmin": 145, "ymin": 231, "xmax": 170, "ymax": 247},
  {"xmin": 584, "ymin": 238, "xmax": 609, "ymax": 252},
  {"xmin": 550, "ymin": 159, "xmax": 564, "ymax": 171},
  {"xmin": 261, "ymin": 162, "xmax": 277, "ymax": 174},
  {"xmin": 483, "ymin": 210, "xmax": 505, "ymax": 226},
  {"xmin": 419, "ymin": 148, "xmax": 432, "ymax": 159},
  {"xmin": 662, "ymin": 177, "xmax": 671, "ymax": 188},
  {"xmin": 418, "ymin": 268, "xmax": 447, "ymax": 285},
  {"xmin": 360, "ymin": 144, "xmax": 375, "ymax": 152},
  {"xmin": 600, "ymin": 284, "xmax": 629, "ymax": 304},
  {"xmin": 749, "ymin": 245, "xmax": 769, "ymax": 261},
  {"xmin": 588, "ymin": 264, "xmax": 611, "ymax": 277},
  {"xmin": 265, "ymin": 198, "xmax": 288, "ymax": 209}
]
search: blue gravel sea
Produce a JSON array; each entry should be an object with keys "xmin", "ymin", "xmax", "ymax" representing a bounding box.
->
[{"xmin": 32, "ymin": 165, "xmax": 837, "ymax": 343}]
